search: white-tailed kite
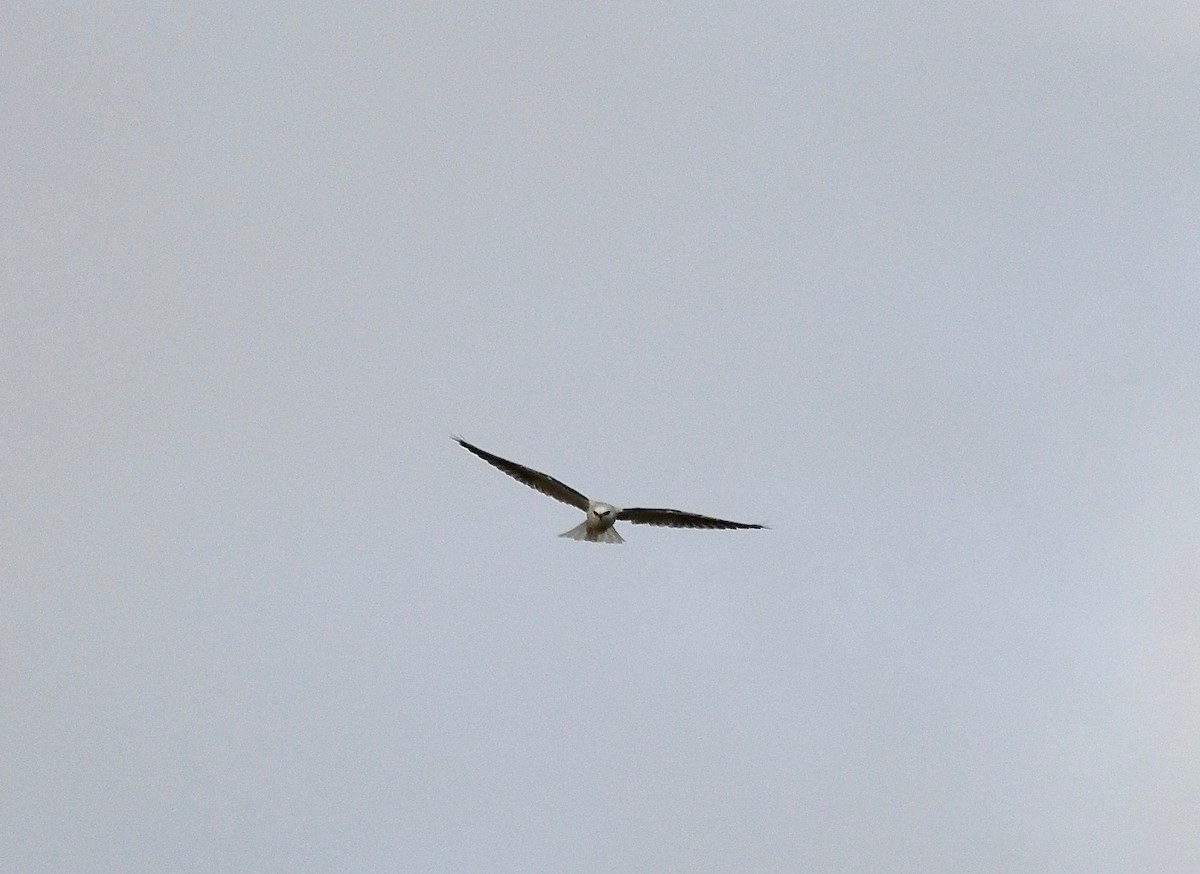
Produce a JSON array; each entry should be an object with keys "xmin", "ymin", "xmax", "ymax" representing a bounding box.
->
[{"xmin": 454, "ymin": 436, "xmax": 766, "ymax": 543}]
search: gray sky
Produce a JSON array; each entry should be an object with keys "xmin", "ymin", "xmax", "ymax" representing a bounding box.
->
[{"xmin": 4, "ymin": 4, "xmax": 1198, "ymax": 871}]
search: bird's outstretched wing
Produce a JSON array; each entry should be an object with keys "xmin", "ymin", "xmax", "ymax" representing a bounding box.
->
[
  {"xmin": 453, "ymin": 437, "xmax": 590, "ymax": 511},
  {"xmin": 616, "ymin": 508, "xmax": 765, "ymax": 530}
]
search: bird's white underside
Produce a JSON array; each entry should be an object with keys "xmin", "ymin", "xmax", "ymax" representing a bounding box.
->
[
  {"xmin": 559, "ymin": 520, "xmax": 625, "ymax": 543},
  {"xmin": 557, "ymin": 501, "xmax": 624, "ymax": 543}
]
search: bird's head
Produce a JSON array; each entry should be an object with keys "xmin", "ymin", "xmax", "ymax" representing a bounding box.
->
[{"xmin": 588, "ymin": 502, "xmax": 616, "ymax": 526}]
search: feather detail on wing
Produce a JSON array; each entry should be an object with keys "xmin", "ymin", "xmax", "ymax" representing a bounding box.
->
[
  {"xmin": 616, "ymin": 508, "xmax": 765, "ymax": 530},
  {"xmin": 453, "ymin": 437, "xmax": 590, "ymax": 510}
]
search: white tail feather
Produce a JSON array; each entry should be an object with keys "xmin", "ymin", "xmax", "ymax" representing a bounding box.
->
[
  {"xmin": 594, "ymin": 526, "xmax": 624, "ymax": 544},
  {"xmin": 559, "ymin": 521, "xmax": 590, "ymax": 541},
  {"xmin": 559, "ymin": 521, "xmax": 624, "ymax": 543}
]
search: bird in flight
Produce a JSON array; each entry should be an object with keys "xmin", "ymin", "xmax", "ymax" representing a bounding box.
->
[{"xmin": 453, "ymin": 436, "xmax": 766, "ymax": 543}]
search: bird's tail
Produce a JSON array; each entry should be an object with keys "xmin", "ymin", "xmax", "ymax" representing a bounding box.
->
[{"xmin": 559, "ymin": 521, "xmax": 624, "ymax": 544}]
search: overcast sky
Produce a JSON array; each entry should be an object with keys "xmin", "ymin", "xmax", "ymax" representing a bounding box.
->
[{"xmin": 4, "ymin": 4, "xmax": 1199, "ymax": 871}]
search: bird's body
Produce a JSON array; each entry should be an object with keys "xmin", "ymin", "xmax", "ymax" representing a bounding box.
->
[
  {"xmin": 453, "ymin": 436, "xmax": 765, "ymax": 543},
  {"xmin": 561, "ymin": 501, "xmax": 625, "ymax": 543}
]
